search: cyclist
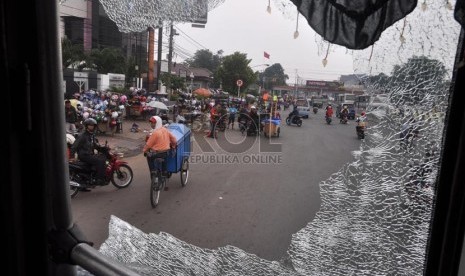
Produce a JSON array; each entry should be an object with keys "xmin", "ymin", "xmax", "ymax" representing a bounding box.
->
[{"xmin": 143, "ymin": 116, "xmax": 177, "ymax": 177}]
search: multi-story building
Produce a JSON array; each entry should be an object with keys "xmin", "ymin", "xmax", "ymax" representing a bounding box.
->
[{"xmin": 59, "ymin": 0, "xmax": 148, "ymax": 93}]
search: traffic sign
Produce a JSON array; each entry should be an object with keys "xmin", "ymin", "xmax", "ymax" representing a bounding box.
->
[{"xmin": 236, "ymin": 79, "xmax": 243, "ymax": 87}]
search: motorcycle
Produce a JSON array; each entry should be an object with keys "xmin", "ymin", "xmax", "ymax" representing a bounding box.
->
[
  {"xmin": 356, "ymin": 126, "xmax": 365, "ymax": 139},
  {"xmin": 313, "ymin": 107, "xmax": 318, "ymax": 114},
  {"xmin": 340, "ymin": 114, "xmax": 348, "ymax": 124},
  {"xmin": 238, "ymin": 118, "xmax": 248, "ymax": 135},
  {"xmin": 286, "ymin": 115, "xmax": 303, "ymax": 127},
  {"xmin": 216, "ymin": 115, "xmax": 227, "ymax": 132},
  {"xmin": 68, "ymin": 141, "xmax": 134, "ymax": 198},
  {"xmin": 325, "ymin": 115, "xmax": 332, "ymax": 125}
]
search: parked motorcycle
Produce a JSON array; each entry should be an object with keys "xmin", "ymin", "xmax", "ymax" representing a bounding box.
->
[
  {"xmin": 68, "ymin": 141, "xmax": 133, "ymax": 198},
  {"xmin": 286, "ymin": 115, "xmax": 303, "ymax": 127}
]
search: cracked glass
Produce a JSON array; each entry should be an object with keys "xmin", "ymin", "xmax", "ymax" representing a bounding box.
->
[{"xmin": 69, "ymin": 0, "xmax": 460, "ymax": 275}]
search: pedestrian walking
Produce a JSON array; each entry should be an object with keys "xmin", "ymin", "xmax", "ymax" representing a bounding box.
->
[{"xmin": 65, "ymin": 99, "xmax": 78, "ymax": 134}]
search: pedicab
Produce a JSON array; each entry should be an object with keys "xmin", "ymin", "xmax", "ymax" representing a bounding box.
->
[{"xmin": 149, "ymin": 123, "xmax": 191, "ymax": 208}]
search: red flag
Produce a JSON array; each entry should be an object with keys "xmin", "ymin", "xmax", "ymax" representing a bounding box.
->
[{"xmin": 264, "ymin": 51, "xmax": 270, "ymax": 59}]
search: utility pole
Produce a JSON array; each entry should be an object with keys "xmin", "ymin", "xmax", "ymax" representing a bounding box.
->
[
  {"xmin": 294, "ymin": 69, "xmax": 298, "ymax": 98},
  {"xmin": 156, "ymin": 23, "xmax": 163, "ymax": 91},
  {"xmin": 167, "ymin": 22, "xmax": 174, "ymax": 99},
  {"xmin": 148, "ymin": 28, "xmax": 155, "ymax": 91}
]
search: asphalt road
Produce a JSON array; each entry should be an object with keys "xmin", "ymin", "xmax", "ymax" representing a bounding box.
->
[{"xmin": 71, "ymin": 110, "xmax": 362, "ymax": 261}]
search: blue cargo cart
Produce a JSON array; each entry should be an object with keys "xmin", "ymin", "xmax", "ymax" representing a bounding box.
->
[
  {"xmin": 166, "ymin": 123, "xmax": 191, "ymax": 186},
  {"xmin": 149, "ymin": 123, "xmax": 191, "ymax": 208}
]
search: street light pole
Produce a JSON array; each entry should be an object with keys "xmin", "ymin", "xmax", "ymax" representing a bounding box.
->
[
  {"xmin": 135, "ymin": 65, "xmax": 139, "ymax": 88},
  {"xmin": 190, "ymin": 72, "xmax": 194, "ymax": 93}
]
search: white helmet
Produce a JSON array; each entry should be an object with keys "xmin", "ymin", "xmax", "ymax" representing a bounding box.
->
[{"xmin": 66, "ymin": 133, "xmax": 76, "ymax": 145}]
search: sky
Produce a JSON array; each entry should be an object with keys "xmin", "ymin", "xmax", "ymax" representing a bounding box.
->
[{"xmin": 173, "ymin": 0, "xmax": 356, "ymax": 84}]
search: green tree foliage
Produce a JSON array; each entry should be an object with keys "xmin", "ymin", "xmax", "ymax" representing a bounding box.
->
[
  {"xmin": 61, "ymin": 37, "xmax": 86, "ymax": 69},
  {"xmin": 89, "ymin": 47, "xmax": 126, "ymax": 74},
  {"xmin": 387, "ymin": 56, "xmax": 447, "ymax": 106},
  {"xmin": 259, "ymin": 63, "xmax": 288, "ymax": 90},
  {"xmin": 185, "ymin": 49, "xmax": 223, "ymax": 89},
  {"xmin": 214, "ymin": 52, "xmax": 257, "ymax": 94},
  {"xmin": 366, "ymin": 73, "xmax": 390, "ymax": 93},
  {"xmin": 185, "ymin": 49, "xmax": 223, "ymax": 72},
  {"xmin": 125, "ymin": 56, "xmax": 138, "ymax": 87},
  {"xmin": 160, "ymin": 73, "xmax": 186, "ymax": 91}
]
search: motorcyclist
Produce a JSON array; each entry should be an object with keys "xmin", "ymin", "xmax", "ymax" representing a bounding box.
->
[
  {"xmin": 70, "ymin": 118, "xmax": 107, "ymax": 185},
  {"xmin": 356, "ymin": 111, "xmax": 367, "ymax": 137},
  {"xmin": 325, "ymin": 105, "xmax": 333, "ymax": 116},
  {"xmin": 325, "ymin": 105, "xmax": 333, "ymax": 120},
  {"xmin": 340, "ymin": 105, "xmax": 349, "ymax": 123},
  {"xmin": 238, "ymin": 104, "xmax": 249, "ymax": 132},
  {"xmin": 356, "ymin": 112, "xmax": 367, "ymax": 127},
  {"xmin": 248, "ymin": 105, "xmax": 260, "ymax": 133},
  {"xmin": 288, "ymin": 106, "xmax": 299, "ymax": 124}
]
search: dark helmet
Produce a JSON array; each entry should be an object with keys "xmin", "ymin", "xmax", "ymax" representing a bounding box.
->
[{"xmin": 83, "ymin": 118, "xmax": 97, "ymax": 127}]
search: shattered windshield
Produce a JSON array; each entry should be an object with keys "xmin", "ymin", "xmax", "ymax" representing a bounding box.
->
[{"xmin": 68, "ymin": 0, "xmax": 460, "ymax": 275}]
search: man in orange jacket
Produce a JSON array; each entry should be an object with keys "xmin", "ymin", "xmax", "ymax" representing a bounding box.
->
[{"xmin": 143, "ymin": 116, "xmax": 177, "ymax": 174}]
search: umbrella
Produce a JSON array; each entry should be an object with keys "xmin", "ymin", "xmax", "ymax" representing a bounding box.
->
[
  {"xmin": 69, "ymin": 99, "xmax": 82, "ymax": 109},
  {"xmin": 193, "ymin": 88, "xmax": 212, "ymax": 97},
  {"xmin": 146, "ymin": 100, "xmax": 168, "ymax": 110}
]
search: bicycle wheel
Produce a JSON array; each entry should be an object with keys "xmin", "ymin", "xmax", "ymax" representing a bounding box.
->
[
  {"xmin": 180, "ymin": 157, "xmax": 189, "ymax": 187},
  {"xmin": 150, "ymin": 172, "xmax": 161, "ymax": 208}
]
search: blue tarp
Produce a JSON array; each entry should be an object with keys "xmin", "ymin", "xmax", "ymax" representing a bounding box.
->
[
  {"xmin": 262, "ymin": 119, "xmax": 281, "ymax": 125},
  {"xmin": 166, "ymin": 124, "xmax": 191, "ymax": 173}
]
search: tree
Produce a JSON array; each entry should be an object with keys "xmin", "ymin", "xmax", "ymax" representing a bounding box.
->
[
  {"xmin": 366, "ymin": 73, "xmax": 390, "ymax": 93},
  {"xmin": 388, "ymin": 56, "xmax": 447, "ymax": 106},
  {"xmin": 160, "ymin": 73, "xmax": 186, "ymax": 91},
  {"xmin": 214, "ymin": 52, "xmax": 257, "ymax": 95},
  {"xmin": 185, "ymin": 49, "xmax": 223, "ymax": 73},
  {"xmin": 61, "ymin": 37, "xmax": 86, "ymax": 70},
  {"xmin": 259, "ymin": 63, "xmax": 288, "ymax": 90},
  {"xmin": 89, "ymin": 47, "xmax": 126, "ymax": 74},
  {"xmin": 185, "ymin": 49, "xmax": 223, "ymax": 89}
]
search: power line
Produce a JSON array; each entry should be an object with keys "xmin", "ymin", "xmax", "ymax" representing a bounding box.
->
[{"xmin": 174, "ymin": 26, "xmax": 208, "ymax": 50}]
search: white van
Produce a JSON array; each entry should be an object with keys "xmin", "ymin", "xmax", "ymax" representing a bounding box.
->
[{"xmin": 295, "ymin": 98, "xmax": 310, "ymax": 118}]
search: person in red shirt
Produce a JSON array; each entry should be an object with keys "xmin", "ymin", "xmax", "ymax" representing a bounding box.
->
[
  {"xmin": 325, "ymin": 104, "xmax": 334, "ymax": 124},
  {"xmin": 207, "ymin": 103, "xmax": 220, "ymax": 138},
  {"xmin": 325, "ymin": 105, "xmax": 334, "ymax": 118}
]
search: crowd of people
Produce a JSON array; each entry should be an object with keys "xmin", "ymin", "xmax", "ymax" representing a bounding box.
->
[{"xmin": 66, "ymin": 90, "xmax": 374, "ymax": 191}]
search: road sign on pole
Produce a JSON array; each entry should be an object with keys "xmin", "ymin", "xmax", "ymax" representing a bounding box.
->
[{"xmin": 236, "ymin": 79, "xmax": 243, "ymax": 97}]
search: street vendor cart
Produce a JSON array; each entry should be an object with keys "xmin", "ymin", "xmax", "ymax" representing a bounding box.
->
[
  {"xmin": 125, "ymin": 104, "xmax": 146, "ymax": 119},
  {"xmin": 262, "ymin": 118, "xmax": 281, "ymax": 137}
]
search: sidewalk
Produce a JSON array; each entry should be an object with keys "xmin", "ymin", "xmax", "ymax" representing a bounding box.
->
[{"xmin": 95, "ymin": 119, "xmax": 152, "ymax": 158}]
